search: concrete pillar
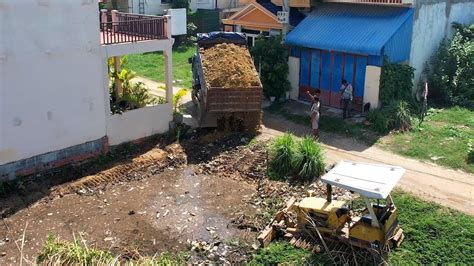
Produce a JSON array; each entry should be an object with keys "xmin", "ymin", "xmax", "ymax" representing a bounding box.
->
[
  {"xmin": 111, "ymin": 10, "xmax": 119, "ymax": 33},
  {"xmin": 164, "ymin": 49, "xmax": 173, "ymax": 105},
  {"xmin": 114, "ymin": 56, "xmax": 122, "ymax": 97},
  {"xmin": 100, "ymin": 9, "xmax": 108, "ymax": 24},
  {"xmin": 164, "ymin": 15, "xmax": 172, "ymax": 39}
]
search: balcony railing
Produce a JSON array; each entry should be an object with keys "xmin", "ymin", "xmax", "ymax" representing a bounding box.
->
[{"xmin": 99, "ymin": 10, "xmax": 170, "ymax": 45}]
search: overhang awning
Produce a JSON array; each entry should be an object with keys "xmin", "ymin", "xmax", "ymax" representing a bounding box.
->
[
  {"xmin": 285, "ymin": 3, "xmax": 414, "ymax": 56},
  {"xmin": 321, "ymin": 161, "xmax": 405, "ymax": 199}
]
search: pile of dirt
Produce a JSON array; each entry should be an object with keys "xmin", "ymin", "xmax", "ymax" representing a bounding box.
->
[
  {"xmin": 53, "ymin": 143, "xmax": 186, "ymax": 196},
  {"xmin": 200, "ymin": 43, "xmax": 261, "ymax": 88},
  {"xmin": 197, "ymin": 142, "xmax": 267, "ymax": 181}
]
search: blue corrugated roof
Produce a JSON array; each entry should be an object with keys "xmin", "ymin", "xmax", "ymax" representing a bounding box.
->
[
  {"xmin": 285, "ymin": 3, "xmax": 414, "ymax": 56},
  {"xmin": 257, "ymin": 0, "xmax": 305, "ymax": 27}
]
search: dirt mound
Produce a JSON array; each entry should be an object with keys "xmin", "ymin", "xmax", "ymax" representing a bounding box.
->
[
  {"xmin": 200, "ymin": 43, "xmax": 261, "ymax": 88},
  {"xmin": 54, "ymin": 144, "xmax": 186, "ymax": 196}
]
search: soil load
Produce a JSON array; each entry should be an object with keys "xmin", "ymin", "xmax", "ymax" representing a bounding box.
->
[{"xmin": 200, "ymin": 43, "xmax": 261, "ymax": 88}]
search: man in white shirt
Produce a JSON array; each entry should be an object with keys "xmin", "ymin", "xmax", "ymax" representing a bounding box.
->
[{"xmin": 340, "ymin": 79, "xmax": 353, "ymax": 119}]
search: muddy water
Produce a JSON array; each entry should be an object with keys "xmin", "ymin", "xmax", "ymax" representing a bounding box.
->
[{"xmin": 0, "ymin": 167, "xmax": 257, "ymax": 264}]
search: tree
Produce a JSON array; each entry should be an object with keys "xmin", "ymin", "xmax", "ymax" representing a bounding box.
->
[
  {"xmin": 251, "ymin": 36, "xmax": 290, "ymax": 99},
  {"xmin": 172, "ymin": 0, "xmax": 190, "ymax": 10}
]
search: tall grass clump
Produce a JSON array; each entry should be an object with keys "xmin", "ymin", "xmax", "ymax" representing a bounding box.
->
[
  {"xmin": 293, "ymin": 136, "xmax": 326, "ymax": 181},
  {"xmin": 37, "ymin": 234, "xmax": 113, "ymax": 265},
  {"xmin": 269, "ymin": 133, "xmax": 297, "ymax": 179},
  {"xmin": 37, "ymin": 234, "xmax": 189, "ymax": 265},
  {"xmin": 388, "ymin": 100, "xmax": 413, "ymax": 132}
]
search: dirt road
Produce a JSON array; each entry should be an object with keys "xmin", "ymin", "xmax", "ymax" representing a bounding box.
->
[{"xmin": 262, "ymin": 113, "xmax": 474, "ymax": 215}]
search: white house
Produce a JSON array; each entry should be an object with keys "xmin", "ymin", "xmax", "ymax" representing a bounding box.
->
[{"xmin": 0, "ymin": 0, "xmax": 177, "ymax": 180}]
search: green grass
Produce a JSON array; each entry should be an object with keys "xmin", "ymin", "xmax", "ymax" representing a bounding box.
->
[
  {"xmin": 254, "ymin": 192, "xmax": 474, "ymax": 265},
  {"xmin": 123, "ymin": 45, "xmax": 195, "ymax": 89},
  {"xmin": 265, "ymin": 103, "xmax": 377, "ymax": 144},
  {"xmin": 382, "ymin": 107, "xmax": 474, "ymax": 173},
  {"xmin": 37, "ymin": 234, "xmax": 189, "ymax": 265},
  {"xmin": 391, "ymin": 192, "xmax": 474, "ymax": 264}
]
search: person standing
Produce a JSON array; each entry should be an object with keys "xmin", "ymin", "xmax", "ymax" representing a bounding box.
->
[
  {"xmin": 340, "ymin": 79, "xmax": 353, "ymax": 119},
  {"xmin": 307, "ymin": 89, "xmax": 321, "ymax": 139},
  {"xmin": 421, "ymin": 79, "xmax": 429, "ymax": 121}
]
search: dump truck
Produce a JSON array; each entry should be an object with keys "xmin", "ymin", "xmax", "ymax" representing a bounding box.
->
[
  {"xmin": 189, "ymin": 32, "xmax": 263, "ymax": 132},
  {"xmin": 258, "ymin": 161, "xmax": 405, "ymax": 259}
]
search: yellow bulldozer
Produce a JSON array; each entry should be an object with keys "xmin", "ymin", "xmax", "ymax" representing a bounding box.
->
[{"xmin": 258, "ymin": 161, "xmax": 405, "ymax": 254}]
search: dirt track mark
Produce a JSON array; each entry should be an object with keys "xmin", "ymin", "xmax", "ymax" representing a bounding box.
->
[{"xmin": 55, "ymin": 144, "xmax": 185, "ymax": 196}]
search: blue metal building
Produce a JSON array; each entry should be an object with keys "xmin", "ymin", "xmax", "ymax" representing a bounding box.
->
[{"xmin": 285, "ymin": 3, "xmax": 414, "ymax": 110}]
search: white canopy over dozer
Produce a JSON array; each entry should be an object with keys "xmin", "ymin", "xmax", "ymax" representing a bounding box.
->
[{"xmin": 322, "ymin": 160, "xmax": 406, "ymax": 199}]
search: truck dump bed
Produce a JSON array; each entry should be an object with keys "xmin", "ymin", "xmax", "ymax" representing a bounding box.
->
[{"xmin": 195, "ymin": 32, "xmax": 263, "ymax": 113}]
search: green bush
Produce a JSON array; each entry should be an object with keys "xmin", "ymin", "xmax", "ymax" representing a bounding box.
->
[
  {"xmin": 172, "ymin": 0, "xmax": 190, "ymax": 10},
  {"xmin": 251, "ymin": 36, "xmax": 290, "ymax": 99},
  {"xmin": 293, "ymin": 136, "xmax": 326, "ymax": 182},
  {"xmin": 367, "ymin": 100, "xmax": 413, "ymax": 133},
  {"xmin": 388, "ymin": 100, "xmax": 413, "ymax": 132},
  {"xmin": 426, "ymin": 23, "xmax": 474, "ymax": 109},
  {"xmin": 269, "ymin": 133, "xmax": 297, "ymax": 179},
  {"xmin": 122, "ymin": 82, "xmax": 163, "ymax": 109},
  {"xmin": 379, "ymin": 59, "xmax": 415, "ymax": 106}
]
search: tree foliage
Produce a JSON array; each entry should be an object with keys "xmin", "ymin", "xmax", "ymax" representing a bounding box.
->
[
  {"xmin": 172, "ymin": 0, "xmax": 190, "ymax": 10},
  {"xmin": 379, "ymin": 59, "xmax": 415, "ymax": 106},
  {"xmin": 251, "ymin": 36, "xmax": 290, "ymax": 99},
  {"xmin": 425, "ymin": 23, "xmax": 474, "ymax": 109}
]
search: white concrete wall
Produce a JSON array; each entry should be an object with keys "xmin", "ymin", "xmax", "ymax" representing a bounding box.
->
[
  {"xmin": 288, "ymin": 56, "xmax": 300, "ymax": 100},
  {"xmin": 0, "ymin": 0, "xmax": 107, "ymax": 164},
  {"xmin": 107, "ymin": 104, "xmax": 173, "ymax": 145},
  {"xmin": 364, "ymin": 66, "xmax": 382, "ymax": 109},
  {"xmin": 410, "ymin": 0, "xmax": 474, "ymax": 87},
  {"xmin": 133, "ymin": 0, "xmax": 171, "ymax": 15}
]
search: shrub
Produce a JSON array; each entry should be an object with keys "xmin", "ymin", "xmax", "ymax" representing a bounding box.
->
[
  {"xmin": 122, "ymin": 82, "xmax": 163, "ymax": 109},
  {"xmin": 251, "ymin": 36, "xmax": 290, "ymax": 99},
  {"xmin": 426, "ymin": 23, "xmax": 474, "ymax": 109},
  {"xmin": 366, "ymin": 108, "xmax": 391, "ymax": 134},
  {"xmin": 293, "ymin": 136, "xmax": 325, "ymax": 182},
  {"xmin": 269, "ymin": 133, "xmax": 297, "ymax": 178},
  {"xmin": 379, "ymin": 59, "xmax": 415, "ymax": 106},
  {"xmin": 172, "ymin": 0, "xmax": 190, "ymax": 10},
  {"xmin": 367, "ymin": 100, "xmax": 413, "ymax": 133},
  {"xmin": 388, "ymin": 100, "xmax": 413, "ymax": 132}
]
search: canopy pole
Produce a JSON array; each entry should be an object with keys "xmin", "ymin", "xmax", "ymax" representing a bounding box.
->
[
  {"xmin": 363, "ymin": 197, "xmax": 380, "ymax": 228},
  {"xmin": 326, "ymin": 184, "xmax": 332, "ymax": 203}
]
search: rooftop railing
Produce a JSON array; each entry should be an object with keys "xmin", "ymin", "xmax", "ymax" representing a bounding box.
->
[{"xmin": 99, "ymin": 10, "xmax": 171, "ymax": 45}]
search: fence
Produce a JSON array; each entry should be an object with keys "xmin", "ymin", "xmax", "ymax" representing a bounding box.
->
[{"xmin": 100, "ymin": 11, "xmax": 167, "ymax": 45}]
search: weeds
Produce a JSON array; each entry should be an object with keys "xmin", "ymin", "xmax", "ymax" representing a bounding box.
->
[
  {"xmin": 37, "ymin": 234, "xmax": 113, "ymax": 265},
  {"xmin": 268, "ymin": 133, "xmax": 325, "ymax": 182},
  {"xmin": 293, "ymin": 136, "xmax": 326, "ymax": 182},
  {"xmin": 36, "ymin": 234, "xmax": 189, "ymax": 265},
  {"xmin": 268, "ymin": 133, "xmax": 297, "ymax": 179}
]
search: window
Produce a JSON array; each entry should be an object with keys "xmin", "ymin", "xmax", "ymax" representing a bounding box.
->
[{"xmin": 162, "ymin": 0, "xmax": 172, "ymax": 4}]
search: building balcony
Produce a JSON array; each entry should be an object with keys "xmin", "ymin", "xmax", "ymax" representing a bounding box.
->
[{"xmin": 99, "ymin": 10, "xmax": 171, "ymax": 46}]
